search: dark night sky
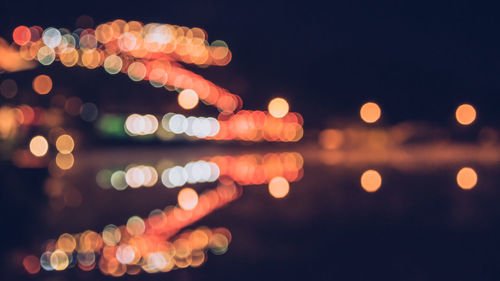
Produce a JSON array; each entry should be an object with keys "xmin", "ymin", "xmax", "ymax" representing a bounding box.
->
[{"xmin": 2, "ymin": 0, "xmax": 500, "ymax": 128}]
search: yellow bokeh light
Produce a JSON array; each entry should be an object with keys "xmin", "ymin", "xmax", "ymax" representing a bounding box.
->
[
  {"xmin": 178, "ymin": 187, "xmax": 199, "ymax": 210},
  {"xmin": 103, "ymin": 55, "xmax": 123, "ymax": 75},
  {"xmin": 50, "ymin": 250, "xmax": 69, "ymax": 271},
  {"xmin": 126, "ymin": 216, "xmax": 145, "ymax": 236},
  {"xmin": 55, "ymin": 153, "xmax": 74, "ymax": 170},
  {"xmin": 29, "ymin": 135, "xmax": 48, "ymax": 157},
  {"xmin": 95, "ymin": 24, "xmax": 114, "ymax": 44},
  {"xmin": 57, "ymin": 233, "xmax": 76, "ymax": 252},
  {"xmin": 268, "ymin": 98, "xmax": 289, "ymax": 118},
  {"xmin": 178, "ymin": 89, "xmax": 199, "ymax": 110},
  {"xmin": 360, "ymin": 169, "xmax": 382, "ymax": 192},
  {"xmin": 55, "ymin": 134, "xmax": 74, "ymax": 154},
  {"xmin": 360, "ymin": 102, "xmax": 381, "ymax": 123},
  {"xmin": 127, "ymin": 61, "xmax": 147, "ymax": 81},
  {"xmin": 457, "ymin": 167, "xmax": 477, "ymax": 190},
  {"xmin": 456, "ymin": 104, "xmax": 476, "ymax": 125},
  {"xmin": 102, "ymin": 224, "xmax": 121, "ymax": 246},
  {"xmin": 60, "ymin": 49, "xmax": 79, "ymax": 67},
  {"xmin": 268, "ymin": 176, "xmax": 290, "ymax": 198}
]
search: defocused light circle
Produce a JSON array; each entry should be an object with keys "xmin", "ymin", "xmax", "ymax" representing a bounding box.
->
[
  {"xmin": 102, "ymin": 224, "xmax": 121, "ymax": 246},
  {"xmin": 456, "ymin": 104, "xmax": 476, "ymax": 125},
  {"xmin": 13, "ymin": 26, "xmax": 31, "ymax": 45},
  {"xmin": 55, "ymin": 153, "xmax": 74, "ymax": 170},
  {"xmin": 126, "ymin": 167, "xmax": 145, "ymax": 188},
  {"xmin": 103, "ymin": 55, "xmax": 123, "ymax": 75},
  {"xmin": 42, "ymin": 27, "xmax": 62, "ymax": 48},
  {"xmin": 457, "ymin": 167, "xmax": 477, "ymax": 190},
  {"xmin": 37, "ymin": 46, "xmax": 56, "ymax": 65},
  {"xmin": 22, "ymin": 255, "xmax": 40, "ymax": 274},
  {"xmin": 168, "ymin": 114, "xmax": 188, "ymax": 134},
  {"xmin": 32, "ymin": 75, "xmax": 53, "ymax": 95},
  {"xmin": 116, "ymin": 245, "xmax": 135, "ymax": 264},
  {"xmin": 126, "ymin": 216, "xmax": 145, "ymax": 236},
  {"xmin": 169, "ymin": 166, "xmax": 188, "ymax": 187},
  {"xmin": 127, "ymin": 62, "xmax": 147, "ymax": 81},
  {"xmin": 361, "ymin": 169, "xmax": 382, "ymax": 192},
  {"xmin": 57, "ymin": 233, "xmax": 76, "ymax": 252},
  {"xmin": 30, "ymin": 135, "xmax": 48, "ymax": 157},
  {"xmin": 360, "ymin": 102, "xmax": 381, "ymax": 123},
  {"xmin": 268, "ymin": 98, "xmax": 289, "ymax": 118},
  {"xmin": 77, "ymin": 251, "xmax": 96, "ymax": 267},
  {"xmin": 50, "ymin": 250, "xmax": 69, "ymax": 271},
  {"xmin": 40, "ymin": 252, "xmax": 53, "ymax": 271},
  {"xmin": 55, "ymin": 134, "xmax": 74, "ymax": 154},
  {"xmin": 268, "ymin": 176, "xmax": 290, "ymax": 198},
  {"xmin": 178, "ymin": 187, "xmax": 198, "ymax": 210},
  {"xmin": 111, "ymin": 171, "xmax": 128, "ymax": 190},
  {"xmin": 178, "ymin": 89, "xmax": 199, "ymax": 110}
]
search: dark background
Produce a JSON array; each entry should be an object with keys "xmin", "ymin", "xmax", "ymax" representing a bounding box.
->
[{"xmin": 2, "ymin": 0, "xmax": 500, "ymax": 127}]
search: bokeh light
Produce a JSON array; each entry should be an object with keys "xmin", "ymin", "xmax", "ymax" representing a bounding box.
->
[
  {"xmin": 42, "ymin": 28, "xmax": 62, "ymax": 48},
  {"xmin": 360, "ymin": 102, "xmax": 381, "ymax": 123},
  {"xmin": 13, "ymin": 25, "xmax": 31, "ymax": 46},
  {"xmin": 22, "ymin": 255, "xmax": 40, "ymax": 274},
  {"xmin": 29, "ymin": 135, "xmax": 48, "ymax": 157},
  {"xmin": 268, "ymin": 98, "xmax": 289, "ymax": 118},
  {"xmin": 178, "ymin": 188, "xmax": 199, "ymax": 210},
  {"xmin": 360, "ymin": 169, "xmax": 382, "ymax": 192},
  {"xmin": 456, "ymin": 104, "xmax": 476, "ymax": 125},
  {"xmin": 457, "ymin": 167, "xmax": 477, "ymax": 190},
  {"xmin": 55, "ymin": 134, "xmax": 74, "ymax": 154},
  {"xmin": 37, "ymin": 46, "xmax": 56, "ymax": 65},
  {"xmin": 178, "ymin": 89, "xmax": 199, "ymax": 110},
  {"xmin": 32, "ymin": 74, "xmax": 52, "ymax": 95},
  {"xmin": 57, "ymin": 233, "xmax": 76, "ymax": 252},
  {"xmin": 103, "ymin": 55, "xmax": 122, "ymax": 74},
  {"xmin": 268, "ymin": 176, "xmax": 290, "ymax": 198},
  {"xmin": 126, "ymin": 216, "xmax": 146, "ymax": 236},
  {"xmin": 125, "ymin": 114, "xmax": 159, "ymax": 136},
  {"xmin": 111, "ymin": 171, "xmax": 128, "ymax": 190},
  {"xmin": 55, "ymin": 153, "xmax": 74, "ymax": 170},
  {"xmin": 50, "ymin": 250, "xmax": 69, "ymax": 271}
]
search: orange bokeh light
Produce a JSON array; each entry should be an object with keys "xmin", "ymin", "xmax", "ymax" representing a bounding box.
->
[
  {"xmin": 455, "ymin": 104, "xmax": 476, "ymax": 125},
  {"xmin": 360, "ymin": 169, "xmax": 382, "ymax": 192},
  {"xmin": 360, "ymin": 102, "xmax": 381, "ymax": 123},
  {"xmin": 32, "ymin": 74, "xmax": 53, "ymax": 95},
  {"xmin": 457, "ymin": 167, "xmax": 477, "ymax": 190}
]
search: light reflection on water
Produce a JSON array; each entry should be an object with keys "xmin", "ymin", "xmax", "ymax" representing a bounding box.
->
[{"xmin": 10, "ymin": 143, "xmax": 500, "ymax": 279}]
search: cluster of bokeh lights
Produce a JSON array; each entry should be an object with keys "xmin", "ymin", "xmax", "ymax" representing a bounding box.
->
[
  {"xmin": 5, "ymin": 16, "xmax": 490, "ymax": 279},
  {"xmin": 13, "ymin": 21, "xmax": 241, "ymax": 113},
  {"xmin": 23, "ymin": 182, "xmax": 239, "ymax": 276}
]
